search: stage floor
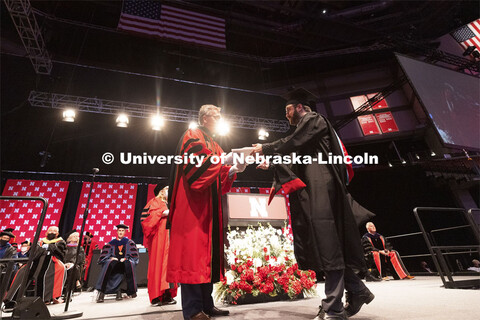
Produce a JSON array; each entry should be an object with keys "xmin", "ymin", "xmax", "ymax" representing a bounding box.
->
[{"xmin": 4, "ymin": 276, "xmax": 480, "ymax": 319}]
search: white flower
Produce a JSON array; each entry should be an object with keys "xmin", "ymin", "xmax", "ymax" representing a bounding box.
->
[
  {"xmin": 225, "ymin": 270, "xmax": 235, "ymax": 285},
  {"xmin": 253, "ymin": 257, "xmax": 263, "ymax": 268}
]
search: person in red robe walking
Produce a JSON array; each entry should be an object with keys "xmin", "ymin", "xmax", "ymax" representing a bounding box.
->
[
  {"xmin": 141, "ymin": 184, "xmax": 178, "ymax": 306},
  {"xmin": 167, "ymin": 104, "xmax": 246, "ymax": 320}
]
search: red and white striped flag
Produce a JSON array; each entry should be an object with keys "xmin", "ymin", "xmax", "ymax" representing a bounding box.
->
[
  {"xmin": 450, "ymin": 19, "xmax": 480, "ymax": 54},
  {"xmin": 118, "ymin": 0, "xmax": 226, "ymax": 49}
]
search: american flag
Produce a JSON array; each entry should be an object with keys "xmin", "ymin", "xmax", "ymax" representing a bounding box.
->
[
  {"xmin": 118, "ymin": 0, "xmax": 226, "ymax": 49},
  {"xmin": 450, "ymin": 19, "xmax": 480, "ymax": 54}
]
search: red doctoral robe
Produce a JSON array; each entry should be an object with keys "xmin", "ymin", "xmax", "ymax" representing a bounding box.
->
[
  {"xmin": 167, "ymin": 127, "xmax": 235, "ymax": 284},
  {"xmin": 83, "ymin": 239, "xmax": 98, "ymax": 282},
  {"xmin": 141, "ymin": 197, "xmax": 178, "ymax": 303}
]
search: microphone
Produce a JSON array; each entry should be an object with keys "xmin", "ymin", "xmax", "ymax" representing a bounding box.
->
[{"xmin": 92, "ymin": 168, "xmax": 100, "ymax": 174}]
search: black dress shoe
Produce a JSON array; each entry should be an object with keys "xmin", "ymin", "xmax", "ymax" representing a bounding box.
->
[
  {"xmin": 116, "ymin": 291, "xmax": 123, "ymax": 301},
  {"xmin": 161, "ymin": 297, "xmax": 177, "ymax": 305},
  {"xmin": 313, "ymin": 306, "xmax": 325, "ymax": 319},
  {"xmin": 345, "ymin": 288, "xmax": 374, "ymax": 317},
  {"xmin": 324, "ymin": 310, "xmax": 348, "ymax": 320},
  {"xmin": 366, "ymin": 274, "xmax": 381, "ymax": 282},
  {"xmin": 205, "ymin": 306, "xmax": 230, "ymax": 316},
  {"xmin": 191, "ymin": 311, "xmax": 211, "ymax": 319},
  {"xmin": 96, "ymin": 292, "xmax": 105, "ymax": 303}
]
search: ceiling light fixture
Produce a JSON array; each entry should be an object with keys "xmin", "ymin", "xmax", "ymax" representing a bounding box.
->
[{"xmin": 116, "ymin": 113, "xmax": 129, "ymax": 128}]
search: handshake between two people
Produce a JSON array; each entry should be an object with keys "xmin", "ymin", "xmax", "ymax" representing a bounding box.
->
[{"xmin": 225, "ymin": 143, "xmax": 267, "ymax": 175}]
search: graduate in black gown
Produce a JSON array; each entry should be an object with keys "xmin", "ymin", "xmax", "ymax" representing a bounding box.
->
[
  {"xmin": 252, "ymin": 88, "xmax": 374, "ymax": 320},
  {"xmin": 95, "ymin": 224, "xmax": 139, "ymax": 302}
]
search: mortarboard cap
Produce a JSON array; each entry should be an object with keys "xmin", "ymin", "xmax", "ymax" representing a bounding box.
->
[
  {"xmin": 116, "ymin": 224, "xmax": 129, "ymax": 229},
  {"xmin": 85, "ymin": 231, "xmax": 94, "ymax": 238},
  {"xmin": 282, "ymin": 87, "xmax": 318, "ymax": 108},
  {"xmin": 0, "ymin": 231, "xmax": 15, "ymax": 238},
  {"xmin": 21, "ymin": 240, "xmax": 31, "ymax": 246},
  {"xmin": 4, "ymin": 228, "xmax": 14, "ymax": 233}
]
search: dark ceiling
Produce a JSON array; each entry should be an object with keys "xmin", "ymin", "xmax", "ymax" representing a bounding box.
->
[
  {"xmin": 2, "ymin": 0, "xmax": 478, "ymax": 89},
  {"xmin": 1, "ymin": 0, "xmax": 479, "ymax": 178}
]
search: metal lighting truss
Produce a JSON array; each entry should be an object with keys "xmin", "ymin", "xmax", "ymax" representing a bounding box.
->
[
  {"xmin": 28, "ymin": 91, "xmax": 290, "ymax": 132},
  {"xmin": 3, "ymin": 0, "xmax": 52, "ymax": 74}
]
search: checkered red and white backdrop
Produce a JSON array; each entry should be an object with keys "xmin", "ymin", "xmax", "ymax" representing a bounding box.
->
[
  {"xmin": 230, "ymin": 187, "xmax": 251, "ymax": 193},
  {"xmin": 73, "ymin": 182, "xmax": 137, "ymax": 246},
  {"xmin": 0, "ymin": 179, "xmax": 70, "ymax": 244}
]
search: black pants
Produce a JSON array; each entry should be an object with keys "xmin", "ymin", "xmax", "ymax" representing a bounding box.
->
[
  {"xmin": 100, "ymin": 260, "xmax": 136, "ymax": 295},
  {"xmin": 322, "ymin": 268, "xmax": 366, "ymax": 314},
  {"xmin": 180, "ymin": 283, "xmax": 215, "ymax": 319}
]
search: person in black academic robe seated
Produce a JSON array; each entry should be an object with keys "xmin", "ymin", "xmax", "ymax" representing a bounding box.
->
[
  {"xmin": 362, "ymin": 222, "xmax": 414, "ymax": 281},
  {"xmin": 0, "ymin": 230, "xmax": 18, "ymax": 286},
  {"xmin": 95, "ymin": 224, "xmax": 139, "ymax": 303},
  {"xmin": 0, "ymin": 230, "xmax": 18, "ymax": 261},
  {"xmin": 18, "ymin": 240, "xmax": 31, "ymax": 259},
  {"xmin": 63, "ymin": 231, "xmax": 85, "ymax": 292},
  {"xmin": 37, "ymin": 226, "xmax": 68, "ymax": 303},
  {"xmin": 4, "ymin": 226, "xmax": 67, "ymax": 306}
]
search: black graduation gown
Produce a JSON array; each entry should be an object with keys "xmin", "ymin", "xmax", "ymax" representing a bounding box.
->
[
  {"xmin": 95, "ymin": 237, "xmax": 139, "ymax": 294},
  {"xmin": 262, "ymin": 112, "xmax": 365, "ymax": 272}
]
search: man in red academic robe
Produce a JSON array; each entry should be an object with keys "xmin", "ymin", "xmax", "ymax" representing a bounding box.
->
[
  {"xmin": 82, "ymin": 231, "xmax": 98, "ymax": 285},
  {"xmin": 141, "ymin": 184, "xmax": 178, "ymax": 305},
  {"xmin": 167, "ymin": 104, "xmax": 245, "ymax": 320}
]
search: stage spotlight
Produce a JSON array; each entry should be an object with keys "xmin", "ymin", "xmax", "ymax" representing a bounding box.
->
[
  {"xmin": 401, "ymin": 158, "xmax": 407, "ymax": 165},
  {"xmin": 415, "ymin": 153, "xmax": 420, "ymax": 160},
  {"xmin": 116, "ymin": 113, "xmax": 129, "ymax": 128},
  {"xmin": 151, "ymin": 114, "xmax": 165, "ymax": 131},
  {"xmin": 258, "ymin": 129, "xmax": 269, "ymax": 140},
  {"xmin": 62, "ymin": 109, "xmax": 76, "ymax": 122},
  {"xmin": 430, "ymin": 150, "xmax": 436, "ymax": 157},
  {"xmin": 388, "ymin": 161, "xmax": 393, "ymax": 167},
  {"xmin": 189, "ymin": 121, "xmax": 198, "ymax": 130},
  {"xmin": 322, "ymin": 9, "xmax": 327, "ymax": 14},
  {"xmin": 216, "ymin": 119, "xmax": 230, "ymax": 136}
]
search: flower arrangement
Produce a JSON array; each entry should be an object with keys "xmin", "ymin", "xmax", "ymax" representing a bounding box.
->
[{"xmin": 215, "ymin": 223, "xmax": 317, "ymax": 304}]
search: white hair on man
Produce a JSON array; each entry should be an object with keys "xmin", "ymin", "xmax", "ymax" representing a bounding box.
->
[
  {"xmin": 47, "ymin": 226, "xmax": 59, "ymax": 234},
  {"xmin": 198, "ymin": 104, "xmax": 221, "ymax": 126}
]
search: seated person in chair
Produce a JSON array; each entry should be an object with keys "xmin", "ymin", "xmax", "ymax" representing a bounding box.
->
[
  {"xmin": 18, "ymin": 240, "xmax": 31, "ymax": 259},
  {"xmin": 362, "ymin": 222, "xmax": 414, "ymax": 280},
  {"xmin": 0, "ymin": 230, "xmax": 18, "ymax": 261},
  {"xmin": 4, "ymin": 226, "xmax": 67, "ymax": 306},
  {"xmin": 0, "ymin": 230, "xmax": 18, "ymax": 286},
  {"xmin": 37, "ymin": 226, "xmax": 67, "ymax": 303},
  {"xmin": 64, "ymin": 231, "xmax": 85, "ymax": 292},
  {"xmin": 95, "ymin": 224, "xmax": 139, "ymax": 302}
]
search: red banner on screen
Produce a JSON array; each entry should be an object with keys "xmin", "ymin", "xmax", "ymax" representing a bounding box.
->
[
  {"xmin": 358, "ymin": 114, "xmax": 381, "ymax": 135},
  {"xmin": 375, "ymin": 112, "xmax": 399, "ymax": 133},
  {"xmin": 0, "ymin": 179, "xmax": 69, "ymax": 243},
  {"xmin": 367, "ymin": 93, "xmax": 389, "ymax": 110},
  {"xmin": 73, "ymin": 182, "xmax": 137, "ymax": 245}
]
